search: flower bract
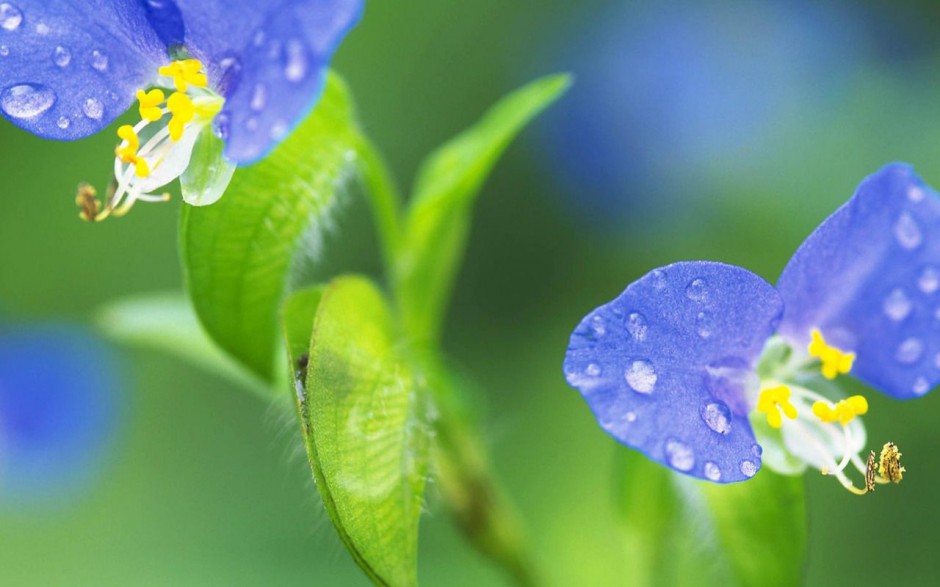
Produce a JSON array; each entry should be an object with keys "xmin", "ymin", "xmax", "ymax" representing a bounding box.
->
[{"xmin": 564, "ymin": 163, "xmax": 935, "ymax": 492}]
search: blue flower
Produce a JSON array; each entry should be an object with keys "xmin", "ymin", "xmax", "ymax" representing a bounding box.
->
[
  {"xmin": 0, "ymin": 0, "xmax": 362, "ymax": 217},
  {"xmin": 564, "ymin": 163, "xmax": 933, "ymax": 492},
  {"xmin": 0, "ymin": 326, "xmax": 120, "ymax": 507}
]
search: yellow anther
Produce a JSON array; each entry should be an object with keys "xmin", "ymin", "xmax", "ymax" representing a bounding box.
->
[
  {"xmin": 756, "ymin": 385, "xmax": 798, "ymax": 429},
  {"xmin": 808, "ymin": 328, "xmax": 855, "ymax": 379},
  {"xmin": 167, "ymin": 91, "xmax": 195, "ymax": 141},
  {"xmin": 878, "ymin": 442, "xmax": 905, "ymax": 483},
  {"xmin": 158, "ymin": 59, "xmax": 208, "ymax": 92},
  {"xmin": 113, "ymin": 125, "xmax": 150, "ymax": 178},
  {"xmin": 136, "ymin": 88, "xmax": 166, "ymax": 122},
  {"xmin": 812, "ymin": 395, "xmax": 868, "ymax": 426}
]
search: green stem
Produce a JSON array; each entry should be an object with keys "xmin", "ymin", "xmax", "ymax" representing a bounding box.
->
[{"xmin": 353, "ymin": 132, "xmax": 405, "ymax": 280}]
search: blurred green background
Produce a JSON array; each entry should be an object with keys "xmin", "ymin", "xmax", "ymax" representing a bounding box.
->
[{"xmin": 3, "ymin": 0, "xmax": 940, "ymax": 584}]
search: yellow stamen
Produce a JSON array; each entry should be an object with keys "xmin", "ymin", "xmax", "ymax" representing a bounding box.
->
[
  {"xmin": 113, "ymin": 125, "xmax": 151, "ymax": 178},
  {"xmin": 136, "ymin": 88, "xmax": 166, "ymax": 122},
  {"xmin": 158, "ymin": 59, "xmax": 208, "ymax": 92},
  {"xmin": 756, "ymin": 385, "xmax": 798, "ymax": 429},
  {"xmin": 812, "ymin": 395, "xmax": 868, "ymax": 426},
  {"xmin": 807, "ymin": 328, "xmax": 855, "ymax": 379},
  {"xmin": 167, "ymin": 91, "xmax": 195, "ymax": 141},
  {"xmin": 878, "ymin": 442, "xmax": 905, "ymax": 483}
]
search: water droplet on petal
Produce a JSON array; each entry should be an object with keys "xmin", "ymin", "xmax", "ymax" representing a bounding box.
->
[
  {"xmin": 702, "ymin": 401, "xmax": 732, "ymax": 435},
  {"xmin": 0, "ymin": 3, "xmax": 23, "ymax": 31},
  {"xmin": 913, "ymin": 377, "xmax": 930, "ymax": 396},
  {"xmin": 214, "ymin": 111, "xmax": 231, "ymax": 139},
  {"xmin": 82, "ymin": 97, "xmax": 103, "ymax": 120},
  {"xmin": 883, "ymin": 288, "xmax": 912, "ymax": 322},
  {"xmin": 0, "ymin": 84, "xmax": 55, "ymax": 119},
  {"xmin": 752, "ymin": 444, "xmax": 763, "ymax": 458},
  {"xmin": 686, "ymin": 278, "xmax": 708, "ymax": 302},
  {"xmin": 56, "ymin": 116, "xmax": 69, "ymax": 129},
  {"xmin": 284, "ymin": 39, "xmax": 308, "ymax": 82},
  {"xmin": 895, "ymin": 212, "xmax": 923, "ymax": 250},
  {"xmin": 625, "ymin": 411, "xmax": 637, "ymax": 423},
  {"xmin": 665, "ymin": 439, "xmax": 694, "ymax": 472},
  {"xmin": 626, "ymin": 312, "xmax": 647, "ymax": 341},
  {"xmin": 91, "ymin": 50, "xmax": 109, "ymax": 72},
  {"xmin": 0, "ymin": 45, "xmax": 9, "ymax": 57},
  {"xmin": 250, "ymin": 83, "xmax": 266, "ymax": 112},
  {"xmin": 625, "ymin": 360, "xmax": 657, "ymax": 394},
  {"xmin": 650, "ymin": 269, "xmax": 667, "ymax": 290},
  {"xmin": 704, "ymin": 461, "xmax": 721, "ymax": 482},
  {"xmin": 35, "ymin": 21, "xmax": 49, "ymax": 35},
  {"xmin": 252, "ymin": 29, "xmax": 266, "ymax": 47},
  {"xmin": 908, "ymin": 185, "xmax": 925, "ymax": 203},
  {"xmin": 270, "ymin": 119, "xmax": 288, "ymax": 140},
  {"xmin": 696, "ymin": 311, "xmax": 713, "ymax": 338},
  {"xmin": 918, "ymin": 266, "xmax": 939, "ymax": 294},
  {"xmin": 53, "ymin": 46, "xmax": 71, "ymax": 68},
  {"xmin": 585, "ymin": 363, "xmax": 601, "ymax": 377},
  {"xmin": 896, "ymin": 337, "xmax": 924, "ymax": 364},
  {"xmin": 245, "ymin": 116, "xmax": 259, "ymax": 131},
  {"xmin": 590, "ymin": 315, "xmax": 606, "ymax": 337},
  {"xmin": 740, "ymin": 460, "xmax": 758, "ymax": 478}
]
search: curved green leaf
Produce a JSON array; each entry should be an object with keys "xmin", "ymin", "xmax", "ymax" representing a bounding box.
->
[
  {"xmin": 396, "ymin": 74, "xmax": 571, "ymax": 341},
  {"xmin": 181, "ymin": 72, "xmax": 358, "ymax": 381},
  {"xmin": 617, "ymin": 452, "xmax": 806, "ymax": 587},
  {"xmin": 283, "ymin": 277, "xmax": 429, "ymax": 587}
]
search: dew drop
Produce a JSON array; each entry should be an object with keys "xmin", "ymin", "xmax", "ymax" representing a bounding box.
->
[
  {"xmin": 913, "ymin": 377, "xmax": 930, "ymax": 396},
  {"xmin": 626, "ymin": 312, "xmax": 648, "ymax": 342},
  {"xmin": 82, "ymin": 97, "xmax": 103, "ymax": 120},
  {"xmin": 908, "ymin": 184, "xmax": 925, "ymax": 203},
  {"xmin": 704, "ymin": 461, "xmax": 721, "ymax": 482},
  {"xmin": 883, "ymin": 288, "xmax": 912, "ymax": 322},
  {"xmin": 250, "ymin": 83, "xmax": 267, "ymax": 112},
  {"xmin": 245, "ymin": 116, "xmax": 259, "ymax": 131},
  {"xmin": 0, "ymin": 45, "xmax": 8, "ymax": 57},
  {"xmin": 585, "ymin": 363, "xmax": 601, "ymax": 377},
  {"xmin": 665, "ymin": 439, "xmax": 694, "ymax": 472},
  {"xmin": 896, "ymin": 337, "xmax": 924, "ymax": 364},
  {"xmin": 625, "ymin": 411, "xmax": 637, "ymax": 423},
  {"xmin": 686, "ymin": 278, "xmax": 708, "ymax": 302},
  {"xmin": 752, "ymin": 444, "xmax": 763, "ymax": 458},
  {"xmin": 649, "ymin": 269, "xmax": 667, "ymax": 290},
  {"xmin": 702, "ymin": 401, "xmax": 732, "ymax": 435},
  {"xmin": 0, "ymin": 84, "xmax": 55, "ymax": 119},
  {"xmin": 0, "ymin": 3, "xmax": 22, "ymax": 31},
  {"xmin": 625, "ymin": 360, "xmax": 657, "ymax": 394},
  {"xmin": 53, "ymin": 45, "xmax": 71, "ymax": 68},
  {"xmin": 252, "ymin": 29, "xmax": 266, "ymax": 47},
  {"xmin": 284, "ymin": 39, "xmax": 308, "ymax": 82},
  {"xmin": 696, "ymin": 311, "xmax": 713, "ymax": 338},
  {"xmin": 740, "ymin": 460, "xmax": 758, "ymax": 478},
  {"xmin": 270, "ymin": 119, "xmax": 288, "ymax": 140},
  {"xmin": 590, "ymin": 315, "xmax": 606, "ymax": 338},
  {"xmin": 918, "ymin": 266, "xmax": 940, "ymax": 294},
  {"xmin": 91, "ymin": 49, "xmax": 109, "ymax": 72},
  {"xmin": 35, "ymin": 21, "xmax": 49, "ymax": 35},
  {"xmin": 56, "ymin": 116, "xmax": 69, "ymax": 129},
  {"xmin": 894, "ymin": 212, "xmax": 923, "ymax": 250},
  {"xmin": 214, "ymin": 111, "xmax": 230, "ymax": 139}
]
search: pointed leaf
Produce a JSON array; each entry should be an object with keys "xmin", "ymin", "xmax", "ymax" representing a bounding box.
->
[{"xmin": 396, "ymin": 74, "xmax": 571, "ymax": 341}]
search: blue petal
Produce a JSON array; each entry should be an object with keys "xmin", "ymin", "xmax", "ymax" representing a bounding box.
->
[
  {"xmin": 564, "ymin": 261, "xmax": 782, "ymax": 483},
  {"xmin": 0, "ymin": 327, "xmax": 120, "ymax": 506},
  {"xmin": 170, "ymin": 0, "xmax": 363, "ymax": 163},
  {"xmin": 141, "ymin": 0, "xmax": 185, "ymax": 48},
  {"xmin": 0, "ymin": 1, "xmax": 167, "ymax": 140},
  {"xmin": 777, "ymin": 163, "xmax": 940, "ymax": 399}
]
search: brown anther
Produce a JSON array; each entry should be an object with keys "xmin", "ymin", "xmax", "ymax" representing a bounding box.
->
[
  {"xmin": 878, "ymin": 442, "xmax": 905, "ymax": 484},
  {"xmin": 75, "ymin": 183, "xmax": 101, "ymax": 222},
  {"xmin": 865, "ymin": 451, "xmax": 876, "ymax": 493}
]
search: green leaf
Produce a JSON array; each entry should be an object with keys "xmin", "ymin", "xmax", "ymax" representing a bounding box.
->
[
  {"xmin": 283, "ymin": 276, "xmax": 430, "ymax": 587},
  {"xmin": 396, "ymin": 74, "xmax": 571, "ymax": 341},
  {"xmin": 96, "ymin": 291, "xmax": 271, "ymax": 397},
  {"xmin": 181, "ymin": 72, "xmax": 358, "ymax": 382},
  {"xmin": 616, "ymin": 452, "xmax": 806, "ymax": 587}
]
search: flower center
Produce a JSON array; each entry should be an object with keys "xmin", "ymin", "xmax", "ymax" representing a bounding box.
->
[
  {"xmin": 77, "ymin": 59, "xmax": 224, "ymax": 222},
  {"xmin": 752, "ymin": 330, "xmax": 903, "ymax": 496}
]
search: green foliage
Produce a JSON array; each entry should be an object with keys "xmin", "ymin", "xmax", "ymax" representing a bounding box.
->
[
  {"xmin": 180, "ymin": 73, "xmax": 358, "ymax": 381},
  {"xmin": 283, "ymin": 277, "xmax": 429, "ymax": 587},
  {"xmin": 617, "ymin": 452, "xmax": 806, "ymax": 587},
  {"xmin": 396, "ymin": 74, "xmax": 572, "ymax": 341}
]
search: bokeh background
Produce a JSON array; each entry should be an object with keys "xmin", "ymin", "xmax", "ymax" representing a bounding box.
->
[{"xmin": 3, "ymin": 0, "xmax": 940, "ymax": 584}]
